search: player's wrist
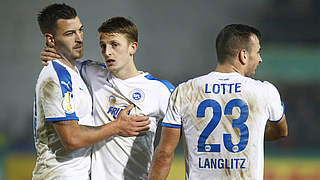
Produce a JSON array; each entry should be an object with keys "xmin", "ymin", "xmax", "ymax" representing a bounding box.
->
[{"xmin": 107, "ymin": 120, "xmax": 121, "ymax": 135}]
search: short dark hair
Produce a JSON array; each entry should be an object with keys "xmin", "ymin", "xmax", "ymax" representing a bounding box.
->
[
  {"xmin": 37, "ymin": 3, "xmax": 77, "ymax": 35},
  {"xmin": 215, "ymin": 24, "xmax": 261, "ymax": 64},
  {"xmin": 98, "ymin": 17, "xmax": 138, "ymax": 43}
]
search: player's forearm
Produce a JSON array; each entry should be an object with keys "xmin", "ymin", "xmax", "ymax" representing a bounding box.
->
[
  {"xmin": 264, "ymin": 127, "xmax": 287, "ymax": 141},
  {"xmin": 55, "ymin": 121, "xmax": 119, "ymax": 150},
  {"xmin": 64, "ymin": 122, "xmax": 120, "ymax": 150},
  {"xmin": 148, "ymin": 127, "xmax": 181, "ymax": 179},
  {"xmin": 264, "ymin": 115, "xmax": 288, "ymax": 141},
  {"xmin": 148, "ymin": 149, "xmax": 174, "ymax": 180}
]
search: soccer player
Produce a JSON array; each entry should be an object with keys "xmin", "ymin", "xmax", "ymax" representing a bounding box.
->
[
  {"xmin": 33, "ymin": 4, "xmax": 150, "ymax": 180},
  {"xmin": 148, "ymin": 24, "xmax": 288, "ymax": 180},
  {"xmin": 41, "ymin": 17, "xmax": 174, "ymax": 179}
]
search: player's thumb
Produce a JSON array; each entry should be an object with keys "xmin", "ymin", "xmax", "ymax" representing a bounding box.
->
[{"xmin": 122, "ymin": 104, "xmax": 134, "ymax": 115}]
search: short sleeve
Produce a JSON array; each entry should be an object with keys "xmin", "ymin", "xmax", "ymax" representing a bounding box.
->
[
  {"xmin": 157, "ymin": 85, "xmax": 174, "ymax": 121},
  {"xmin": 263, "ymin": 81, "xmax": 284, "ymax": 122},
  {"xmin": 40, "ymin": 80, "xmax": 79, "ymax": 122},
  {"xmin": 162, "ymin": 86, "xmax": 182, "ymax": 128}
]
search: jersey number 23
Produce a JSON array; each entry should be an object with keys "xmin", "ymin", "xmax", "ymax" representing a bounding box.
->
[{"xmin": 197, "ymin": 99, "xmax": 249, "ymax": 153}]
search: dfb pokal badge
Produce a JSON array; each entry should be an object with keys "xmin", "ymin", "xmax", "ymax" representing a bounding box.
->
[
  {"xmin": 62, "ymin": 92, "xmax": 75, "ymax": 114},
  {"xmin": 129, "ymin": 88, "xmax": 145, "ymax": 103}
]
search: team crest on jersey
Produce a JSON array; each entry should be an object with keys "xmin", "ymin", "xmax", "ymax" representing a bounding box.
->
[
  {"xmin": 62, "ymin": 92, "xmax": 75, "ymax": 114},
  {"xmin": 109, "ymin": 95, "xmax": 117, "ymax": 104},
  {"xmin": 129, "ymin": 88, "xmax": 145, "ymax": 103}
]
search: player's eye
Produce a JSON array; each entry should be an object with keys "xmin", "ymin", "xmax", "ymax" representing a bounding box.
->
[
  {"xmin": 79, "ymin": 26, "xmax": 84, "ymax": 32},
  {"xmin": 100, "ymin": 44, "xmax": 106, "ymax": 49},
  {"xmin": 111, "ymin": 43, "xmax": 118, "ymax": 47},
  {"xmin": 64, "ymin": 31, "xmax": 74, "ymax": 37}
]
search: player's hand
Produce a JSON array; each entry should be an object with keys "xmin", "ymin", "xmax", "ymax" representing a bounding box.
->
[
  {"xmin": 115, "ymin": 104, "xmax": 150, "ymax": 137},
  {"xmin": 40, "ymin": 47, "xmax": 62, "ymax": 66}
]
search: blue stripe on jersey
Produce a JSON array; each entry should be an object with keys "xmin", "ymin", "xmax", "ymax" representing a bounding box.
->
[
  {"xmin": 33, "ymin": 94, "xmax": 39, "ymax": 155},
  {"xmin": 49, "ymin": 61, "xmax": 78, "ymax": 121},
  {"xmin": 46, "ymin": 117, "xmax": 79, "ymax": 121},
  {"xmin": 162, "ymin": 122, "xmax": 181, "ymax": 128},
  {"xmin": 33, "ymin": 95, "xmax": 37, "ymax": 141},
  {"xmin": 270, "ymin": 101, "xmax": 285, "ymax": 123},
  {"xmin": 144, "ymin": 74, "xmax": 175, "ymax": 93}
]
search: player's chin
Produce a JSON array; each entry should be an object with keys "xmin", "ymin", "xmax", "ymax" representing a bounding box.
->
[
  {"xmin": 73, "ymin": 52, "xmax": 83, "ymax": 59},
  {"xmin": 105, "ymin": 65, "xmax": 116, "ymax": 72},
  {"xmin": 250, "ymin": 72, "xmax": 256, "ymax": 78}
]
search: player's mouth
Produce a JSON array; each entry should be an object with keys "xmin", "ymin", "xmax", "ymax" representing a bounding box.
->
[
  {"xmin": 73, "ymin": 45, "xmax": 82, "ymax": 50},
  {"xmin": 105, "ymin": 59, "xmax": 115, "ymax": 66}
]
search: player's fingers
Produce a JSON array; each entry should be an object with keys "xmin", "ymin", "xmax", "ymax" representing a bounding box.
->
[
  {"xmin": 44, "ymin": 47, "xmax": 58, "ymax": 53},
  {"xmin": 41, "ymin": 51, "xmax": 61, "ymax": 59},
  {"xmin": 121, "ymin": 104, "xmax": 134, "ymax": 115},
  {"xmin": 136, "ymin": 125, "xmax": 150, "ymax": 132},
  {"xmin": 127, "ymin": 131, "xmax": 140, "ymax": 137},
  {"xmin": 40, "ymin": 55, "xmax": 56, "ymax": 61},
  {"xmin": 41, "ymin": 60, "xmax": 49, "ymax": 66},
  {"xmin": 133, "ymin": 115, "xmax": 149, "ymax": 122},
  {"xmin": 137, "ymin": 131, "xmax": 147, "ymax": 136},
  {"xmin": 135, "ymin": 120, "xmax": 151, "ymax": 127}
]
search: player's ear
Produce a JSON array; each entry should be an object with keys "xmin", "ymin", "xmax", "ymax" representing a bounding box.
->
[
  {"xmin": 239, "ymin": 49, "xmax": 247, "ymax": 65},
  {"xmin": 129, "ymin": 41, "xmax": 138, "ymax": 55},
  {"xmin": 45, "ymin": 33, "xmax": 55, "ymax": 47}
]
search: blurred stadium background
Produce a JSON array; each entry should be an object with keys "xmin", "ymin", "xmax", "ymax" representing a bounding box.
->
[{"xmin": 1, "ymin": 0, "xmax": 320, "ymax": 179}]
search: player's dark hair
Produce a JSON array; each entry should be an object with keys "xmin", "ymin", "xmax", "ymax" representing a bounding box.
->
[
  {"xmin": 98, "ymin": 17, "xmax": 138, "ymax": 43},
  {"xmin": 37, "ymin": 3, "xmax": 77, "ymax": 35},
  {"xmin": 216, "ymin": 24, "xmax": 261, "ymax": 64}
]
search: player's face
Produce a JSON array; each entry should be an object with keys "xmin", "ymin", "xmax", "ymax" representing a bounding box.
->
[
  {"xmin": 54, "ymin": 16, "xmax": 84, "ymax": 61},
  {"xmin": 245, "ymin": 34, "xmax": 262, "ymax": 78},
  {"xmin": 99, "ymin": 32, "xmax": 137, "ymax": 75}
]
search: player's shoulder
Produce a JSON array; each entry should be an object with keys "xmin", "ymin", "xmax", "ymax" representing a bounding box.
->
[
  {"xmin": 143, "ymin": 73, "xmax": 175, "ymax": 94},
  {"xmin": 243, "ymin": 77, "xmax": 280, "ymax": 99},
  {"xmin": 36, "ymin": 61, "xmax": 65, "ymax": 88},
  {"xmin": 177, "ymin": 73, "xmax": 211, "ymax": 90},
  {"xmin": 77, "ymin": 59, "xmax": 106, "ymax": 70},
  {"xmin": 246, "ymin": 77, "xmax": 277, "ymax": 90},
  {"xmin": 38, "ymin": 61, "xmax": 64, "ymax": 80},
  {"xmin": 77, "ymin": 59, "xmax": 108, "ymax": 79}
]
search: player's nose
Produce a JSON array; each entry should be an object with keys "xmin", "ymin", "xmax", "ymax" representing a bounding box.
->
[{"xmin": 105, "ymin": 45, "xmax": 112, "ymax": 56}]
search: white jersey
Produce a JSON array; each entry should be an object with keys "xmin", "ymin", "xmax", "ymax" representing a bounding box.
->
[
  {"xmin": 78, "ymin": 60, "xmax": 174, "ymax": 180},
  {"xmin": 32, "ymin": 60, "xmax": 94, "ymax": 180},
  {"xmin": 162, "ymin": 72, "xmax": 284, "ymax": 180}
]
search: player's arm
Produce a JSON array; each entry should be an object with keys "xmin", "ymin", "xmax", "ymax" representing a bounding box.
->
[
  {"xmin": 264, "ymin": 114, "xmax": 288, "ymax": 141},
  {"xmin": 53, "ymin": 104, "xmax": 150, "ymax": 150},
  {"xmin": 148, "ymin": 126, "xmax": 181, "ymax": 180},
  {"xmin": 42, "ymin": 80, "xmax": 150, "ymax": 151}
]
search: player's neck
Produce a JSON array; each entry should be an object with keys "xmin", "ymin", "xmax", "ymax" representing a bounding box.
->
[
  {"xmin": 215, "ymin": 63, "xmax": 244, "ymax": 76},
  {"xmin": 112, "ymin": 62, "xmax": 140, "ymax": 80},
  {"xmin": 58, "ymin": 55, "xmax": 78, "ymax": 73}
]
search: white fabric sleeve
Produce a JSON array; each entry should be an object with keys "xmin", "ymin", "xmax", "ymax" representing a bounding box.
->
[
  {"xmin": 40, "ymin": 79, "xmax": 78, "ymax": 121},
  {"xmin": 263, "ymin": 81, "xmax": 284, "ymax": 122},
  {"xmin": 157, "ymin": 86, "xmax": 174, "ymax": 121},
  {"xmin": 162, "ymin": 87, "xmax": 182, "ymax": 128}
]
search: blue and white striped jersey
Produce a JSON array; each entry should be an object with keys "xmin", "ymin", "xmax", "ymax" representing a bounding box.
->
[{"xmin": 33, "ymin": 60, "xmax": 94, "ymax": 180}]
